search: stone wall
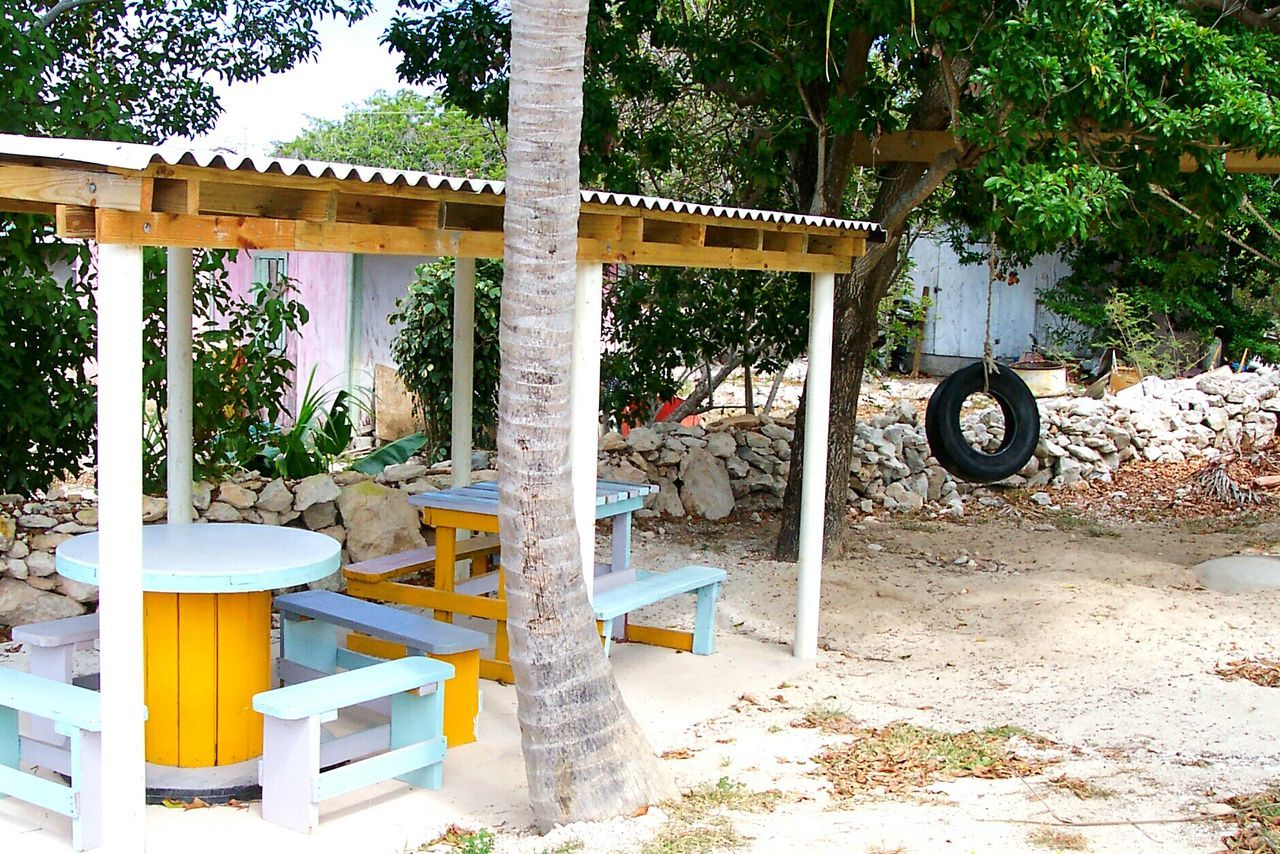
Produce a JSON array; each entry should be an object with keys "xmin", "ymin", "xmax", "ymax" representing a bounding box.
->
[
  {"xmin": 600, "ymin": 368, "xmax": 1280, "ymax": 519},
  {"xmin": 5, "ymin": 368, "xmax": 1278, "ymax": 628},
  {"xmin": 0, "ymin": 460, "xmax": 496, "ymax": 628}
]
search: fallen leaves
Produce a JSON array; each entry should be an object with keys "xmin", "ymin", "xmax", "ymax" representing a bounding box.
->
[
  {"xmin": 811, "ymin": 723, "xmax": 1058, "ymax": 798},
  {"xmin": 1218, "ymin": 786, "xmax": 1280, "ymax": 852},
  {"xmin": 1048, "ymin": 774, "xmax": 1116, "ymax": 800},
  {"xmin": 1215, "ymin": 658, "xmax": 1280, "ymax": 688}
]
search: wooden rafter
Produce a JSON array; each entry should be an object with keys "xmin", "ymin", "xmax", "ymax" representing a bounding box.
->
[{"xmin": 0, "ymin": 160, "xmax": 873, "ymax": 273}]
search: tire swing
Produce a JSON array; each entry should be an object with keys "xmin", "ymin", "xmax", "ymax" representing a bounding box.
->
[{"xmin": 925, "ymin": 243, "xmax": 1040, "ymax": 484}]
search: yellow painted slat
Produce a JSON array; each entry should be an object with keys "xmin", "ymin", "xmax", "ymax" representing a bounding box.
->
[
  {"xmin": 143, "ymin": 592, "xmax": 180, "ymax": 765},
  {"xmin": 177, "ymin": 593, "xmax": 218, "ymax": 768},
  {"xmin": 215, "ymin": 592, "xmax": 271, "ymax": 765},
  {"xmin": 624, "ymin": 624, "xmax": 695, "ymax": 652}
]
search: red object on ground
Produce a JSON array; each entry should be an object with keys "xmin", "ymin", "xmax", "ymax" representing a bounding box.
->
[{"xmin": 619, "ymin": 397, "xmax": 701, "ymax": 436}]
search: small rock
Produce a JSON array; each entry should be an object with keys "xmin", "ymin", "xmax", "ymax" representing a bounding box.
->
[
  {"xmin": 26, "ymin": 550, "xmax": 57, "ymax": 577},
  {"xmin": 18, "ymin": 514, "xmax": 57, "ymax": 529},
  {"xmin": 294, "ymin": 474, "xmax": 340, "ymax": 511},
  {"xmin": 56, "ymin": 574, "xmax": 99, "ymax": 604},
  {"xmin": 601, "ymin": 431, "xmax": 628, "ymax": 452},
  {"xmin": 0, "ymin": 577, "xmax": 85, "ymax": 624},
  {"xmin": 382, "ymin": 463, "xmax": 428, "ymax": 483},
  {"xmin": 625, "ymin": 426, "xmax": 662, "ymax": 453},
  {"xmin": 8, "ymin": 540, "xmax": 29, "ymax": 560},
  {"xmin": 204, "ymin": 501, "xmax": 242, "ymax": 522},
  {"xmin": 142, "ymin": 495, "xmax": 168, "ymax": 523},
  {"xmin": 218, "ymin": 483, "xmax": 257, "ymax": 509},
  {"xmin": 191, "ymin": 481, "xmax": 213, "ymax": 511},
  {"xmin": 255, "ymin": 479, "xmax": 294, "ymax": 513},
  {"xmin": 1030, "ymin": 492, "xmax": 1053, "ymax": 506},
  {"xmin": 6, "ymin": 558, "xmax": 28, "ymax": 579},
  {"xmin": 74, "ymin": 508, "xmax": 98, "ymax": 526},
  {"xmin": 302, "ymin": 501, "xmax": 337, "ymax": 530}
]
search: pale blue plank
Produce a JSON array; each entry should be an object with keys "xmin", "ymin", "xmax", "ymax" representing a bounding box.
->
[
  {"xmin": 592, "ymin": 566, "xmax": 727, "ymax": 621},
  {"xmin": 254, "ymin": 658, "xmax": 453, "ymax": 720},
  {"xmin": 275, "ymin": 591, "xmax": 486, "ymax": 655},
  {"xmin": 0, "ymin": 670, "xmax": 101, "ymax": 731},
  {"xmin": 0, "ymin": 764, "xmax": 76, "ymax": 817},
  {"xmin": 313, "ymin": 738, "xmax": 446, "ymax": 802}
]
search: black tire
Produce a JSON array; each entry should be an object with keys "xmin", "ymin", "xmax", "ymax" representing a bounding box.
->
[{"xmin": 925, "ymin": 362, "xmax": 1040, "ymax": 484}]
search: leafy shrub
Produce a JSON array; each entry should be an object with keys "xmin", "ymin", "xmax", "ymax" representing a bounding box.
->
[
  {"xmin": 254, "ymin": 368, "xmax": 360, "ymax": 479},
  {"xmin": 0, "ymin": 219, "xmax": 95, "ymax": 494},
  {"xmin": 142, "ymin": 254, "xmax": 311, "ymax": 490},
  {"xmin": 389, "ymin": 259, "xmax": 502, "ymax": 462}
]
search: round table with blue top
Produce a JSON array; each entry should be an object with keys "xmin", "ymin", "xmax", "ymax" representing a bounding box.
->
[{"xmin": 56, "ymin": 523, "xmax": 340, "ymax": 799}]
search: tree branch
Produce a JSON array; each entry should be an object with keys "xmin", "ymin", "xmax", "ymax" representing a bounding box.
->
[
  {"xmin": 1183, "ymin": 0, "xmax": 1280, "ymax": 32},
  {"xmin": 38, "ymin": 0, "xmax": 104, "ymax": 29},
  {"xmin": 662, "ymin": 353, "xmax": 744, "ymax": 424}
]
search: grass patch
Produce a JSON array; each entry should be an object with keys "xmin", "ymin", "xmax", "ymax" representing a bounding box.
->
[
  {"xmin": 813, "ymin": 723, "xmax": 1057, "ymax": 798},
  {"xmin": 792, "ymin": 704, "xmax": 860, "ymax": 734},
  {"xmin": 642, "ymin": 777, "xmax": 783, "ymax": 854},
  {"xmin": 1047, "ymin": 775, "xmax": 1115, "ymax": 800},
  {"xmin": 1216, "ymin": 658, "xmax": 1280, "ymax": 689},
  {"xmin": 1220, "ymin": 785, "xmax": 1280, "ymax": 852},
  {"xmin": 1027, "ymin": 827, "xmax": 1088, "ymax": 850},
  {"xmin": 1041, "ymin": 509, "xmax": 1118, "ymax": 539},
  {"xmin": 420, "ymin": 825, "xmax": 495, "ymax": 853}
]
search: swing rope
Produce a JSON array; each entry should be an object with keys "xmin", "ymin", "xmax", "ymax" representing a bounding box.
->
[{"xmin": 983, "ymin": 234, "xmax": 1000, "ymax": 393}]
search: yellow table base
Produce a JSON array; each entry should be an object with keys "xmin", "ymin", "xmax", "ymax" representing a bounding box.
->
[{"xmin": 142, "ymin": 591, "xmax": 271, "ymax": 768}]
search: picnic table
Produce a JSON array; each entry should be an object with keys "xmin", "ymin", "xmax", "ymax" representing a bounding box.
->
[
  {"xmin": 56, "ymin": 523, "xmax": 340, "ymax": 798},
  {"xmin": 344, "ymin": 479, "xmax": 656, "ymax": 682}
]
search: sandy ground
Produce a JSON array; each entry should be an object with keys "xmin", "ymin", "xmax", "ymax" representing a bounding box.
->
[{"xmin": 3, "ymin": 500, "xmax": 1278, "ymax": 853}]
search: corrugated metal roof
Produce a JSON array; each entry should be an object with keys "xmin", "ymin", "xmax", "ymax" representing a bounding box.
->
[{"xmin": 0, "ymin": 133, "xmax": 883, "ymax": 235}]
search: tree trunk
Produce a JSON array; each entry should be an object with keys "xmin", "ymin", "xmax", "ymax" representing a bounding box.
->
[{"xmin": 499, "ymin": 0, "xmax": 676, "ymax": 829}]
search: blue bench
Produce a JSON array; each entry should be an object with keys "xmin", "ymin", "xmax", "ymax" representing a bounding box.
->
[
  {"xmin": 12, "ymin": 614, "xmax": 101, "ymax": 747},
  {"xmin": 0, "ymin": 668, "xmax": 107, "ymax": 851},
  {"xmin": 274, "ymin": 590, "xmax": 486, "ymax": 747},
  {"xmin": 592, "ymin": 565, "xmax": 726, "ymax": 657},
  {"xmin": 253, "ymin": 656, "xmax": 453, "ymax": 834}
]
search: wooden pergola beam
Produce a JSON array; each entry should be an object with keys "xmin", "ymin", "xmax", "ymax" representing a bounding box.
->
[{"xmin": 852, "ymin": 130, "xmax": 1280, "ymax": 174}]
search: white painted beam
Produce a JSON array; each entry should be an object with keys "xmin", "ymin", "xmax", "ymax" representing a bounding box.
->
[
  {"xmin": 96, "ymin": 242, "xmax": 148, "ymax": 849},
  {"xmin": 451, "ymin": 256, "xmax": 476, "ymax": 490},
  {"xmin": 166, "ymin": 247, "xmax": 194, "ymax": 524},
  {"xmin": 570, "ymin": 263, "xmax": 604, "ymax": 597},
  {"xmin": 795, "ymin": 271, "xmax": 835, "ymax": 659}
]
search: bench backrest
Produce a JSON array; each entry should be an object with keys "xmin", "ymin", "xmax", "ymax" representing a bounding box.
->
[
  {"xmin": 253, "ymin": 656, "xmax": 453, "ymax": 720},
  {"xmin": 12, "ymin": 613, "xmax": 100, "ymax": 648},
  {"xmin": 275, "ymin": 590, "xmax": 486, "ymax": 655},
  {"xmin": 0, "ymin": 667, "xmax": 102, "ymax": 731}
]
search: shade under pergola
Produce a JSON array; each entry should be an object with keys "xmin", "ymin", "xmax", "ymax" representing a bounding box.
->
[{"xmin": 0, "ymin": 132, "xmax": 883, "ymax": 849}]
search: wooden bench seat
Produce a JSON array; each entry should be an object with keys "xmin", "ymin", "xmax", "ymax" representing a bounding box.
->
[
  {"xmin": 0, "ymin": 668, "xmax": 106, "ymax": 851},
  {"xmin": 12, "ymin": 614, "xmax": 101, "ymax": 746},
  {"xmin": 342, "ymin": 534, "xmax": 502, "ymax": 584},
  {"xmin": 253, "ymin": 656, "xmax": 451, "ymax": 834},
  {"xmin": 275, "ymin": 591, "xmax": 486, "ymax": 747},
  {"xmin": 593, "ymin": 565, "xmax": 726, "ymax": 657}
]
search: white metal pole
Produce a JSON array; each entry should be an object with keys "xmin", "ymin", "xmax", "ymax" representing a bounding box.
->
[
  {"xmin": 451, "ymin": 256, "xmax": 476, "ymax": 490},
  {"xmin": 795, "ymin": 271, "xmax": 836, "ymax": 659},
  {"xmin": 570, "ymin": 263, "xmax": 604, "ymax": 597},
  {"xmin": 96, "ymin": 242, "xmax": 148, "ymax": 849},
  {"xmin": 166, "ymin": 247, "xmax": 194, "ymax": 525}
]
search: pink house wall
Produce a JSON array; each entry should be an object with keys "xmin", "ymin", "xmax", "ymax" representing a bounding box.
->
[{"xmin": 220, "ymin": 249, "xmax": 352, "ymax": 419}]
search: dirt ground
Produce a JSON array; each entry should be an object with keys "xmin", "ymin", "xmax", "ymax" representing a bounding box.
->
[{"xmin": 570, "ymin": 497, "xmax": 1280, "ymax": 854}]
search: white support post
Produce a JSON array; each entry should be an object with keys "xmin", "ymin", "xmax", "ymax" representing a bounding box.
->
[
  {"xmin": 451, "ymin": 258, "xmax": 477, "ymax": 581},
  {"xmin": 570, "ymin": 263, "xmax": 604, "ymax": 597},
  {"xmin": 795, "ymin": 271, "xmax": 836, "ymax": 659},
  {"xmin": 166, "ymin": 247, "xmax": 194, "ymax": 525},
  {"xmin": 451, "ymin": 256, "xmax": 476, "ymax": 490},
  {"xmin": 96, "ymin": 243, "xmax": 147, "ymax": 849}
]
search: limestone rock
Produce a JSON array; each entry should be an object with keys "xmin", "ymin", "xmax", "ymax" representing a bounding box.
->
[
  {"xmin": 56, "ymin": 574, "xmax": 99, "ymax": 603},
  {"xmin": 601, "ymin": 431, "xmax": 628, "ymax": 452},
  {"xmin": 0, "ymin": 578, "xmax": 85, "ymax": 625},
  {"xmin": 19, "ymin": 514, "xmax": 56, "ymax": 529},
  {"xmin": 0, "ymin": 514, "xmax": 13, "ymax": 550},
  {"xmin": 256, "ymin": 479, "xmax": 293, "ymax": 513},
  {"xmin": 651, "ymin": 478, "xmax": 685, "ymax": 517},
  {"xmin": 382, "ymin": 463, "xmax": 427, "ymax": 483},
  {"xmin": 625, "ymin": 426, "xmax": 662, "ymax": 452},
  {"xmin": 141, "ymin": 496, "xmax": 167, "ymax": 523},
  {"xmin": 678, "ymin": 447, "xmax": 734, "ymax": 520},
  {"xmin": 705, "ymin": 431, "xmax": 737, "ymax": 458},
  {"xmin": 218, "ymin": 483, "xmax": 257, "ymax": 509},
  {"xmin": 303, "ymin": 500, "xmax": 337, "ymax": 530},
  {"xmin": 192, "ymin": 481, "xmax": 213, "ymax": 511},
  {"xmin": 294, "ymin": 474, "xmax": 340, "ymax": 512},
  {"xmin": 26, "ymin": 550, "xmax": 56, "ymax": 577},
  {"xmin": 336, "ymin": 480, "xmax": 427, "ymax": 563},
  {"xmin": 204, "ymin": 501, "xmax": 241, "ymax": 522}
]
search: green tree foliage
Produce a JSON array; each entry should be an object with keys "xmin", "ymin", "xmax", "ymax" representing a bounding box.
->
[
  {"xmin": 0, "ymin": 0, "xmax": 371, "ymax": 493},
  {"xmin": 388, "ymin": 0, "xmax": 1280, "ymax": 556},
  {"xmin": 390, "ymin": 258, "xmax": 503, "ymax": 461},
  {"xmin": 274, "ymin": 89, "xmax": 507, "ymax": 178}
]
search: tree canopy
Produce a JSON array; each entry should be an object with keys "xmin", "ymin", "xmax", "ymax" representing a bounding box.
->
[
  {"xmin": 273, "ymin": 89, "xmax": 507, "ymax": 177},
  {"xmin": 0, "ymin": 0, "xmax": 372, "ymax": 494}
]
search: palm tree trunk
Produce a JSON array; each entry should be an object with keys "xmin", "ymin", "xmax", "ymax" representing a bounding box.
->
[{"xmin": 499, "ymin": 0, "xmax": 676, "ymax": 829}]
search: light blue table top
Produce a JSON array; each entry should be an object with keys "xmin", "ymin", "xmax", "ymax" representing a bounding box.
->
[{"xmin": 55, "ymin": 523, "xmax": 341, "ymax": 594}]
